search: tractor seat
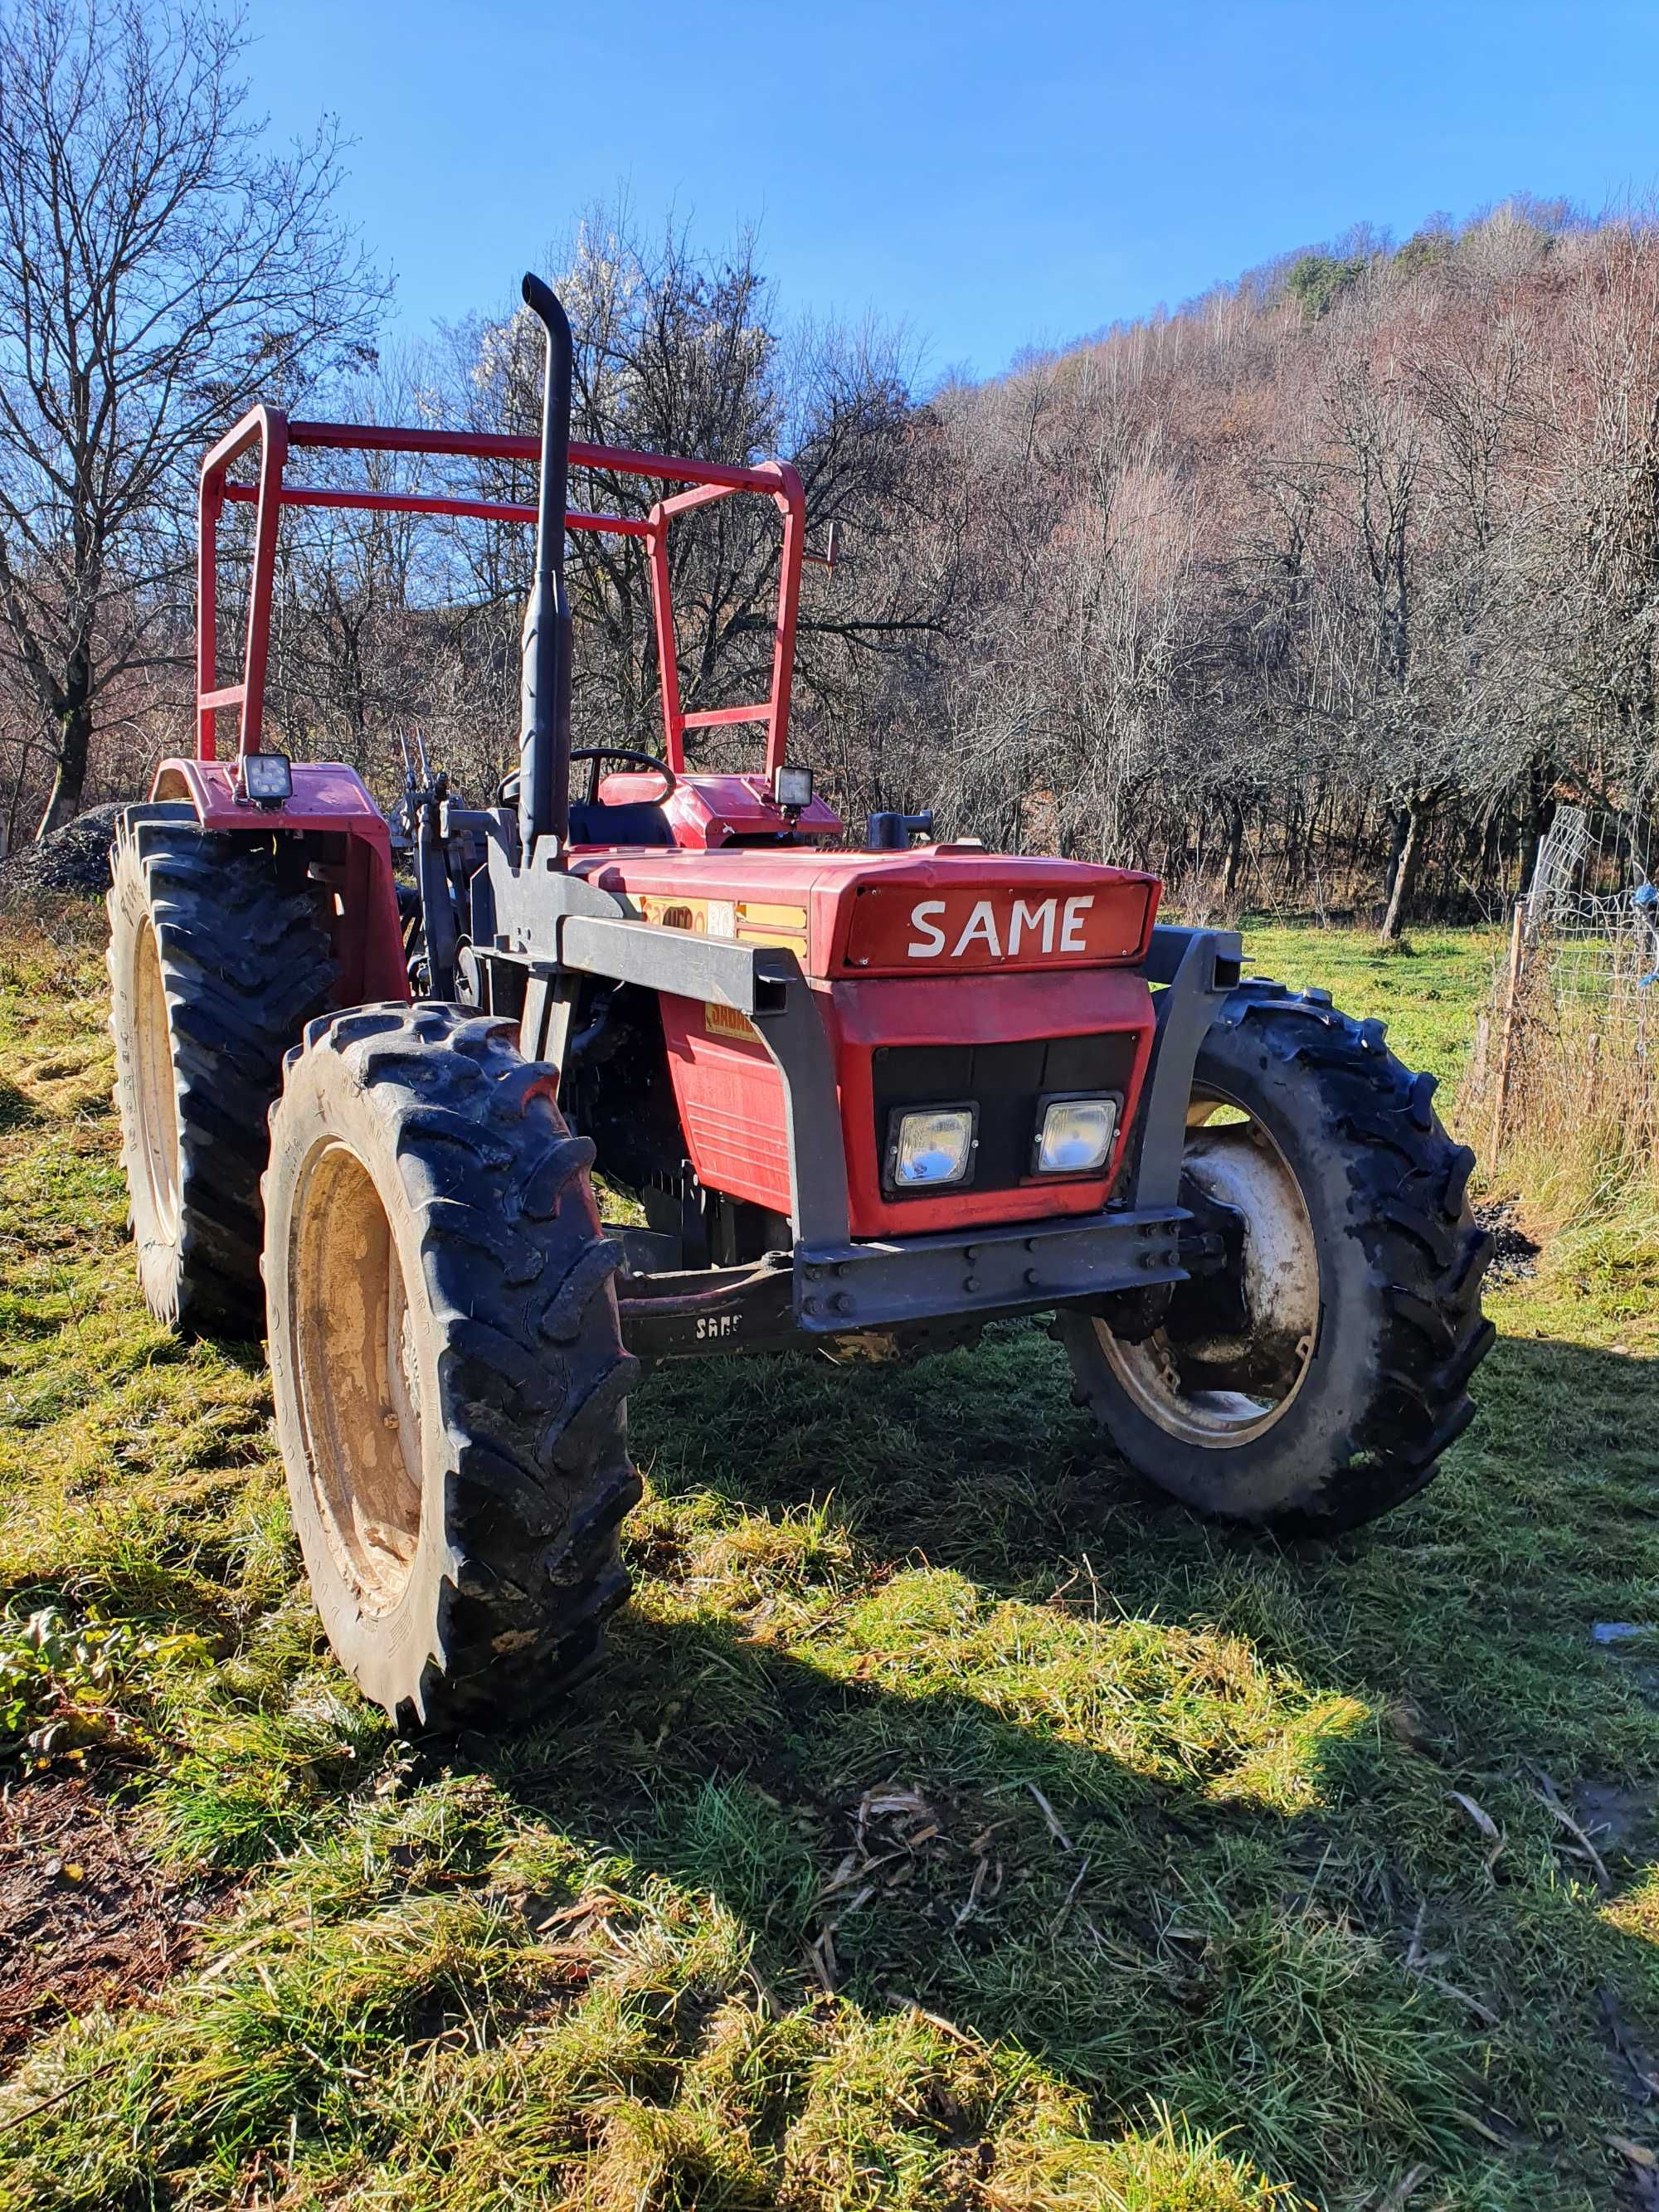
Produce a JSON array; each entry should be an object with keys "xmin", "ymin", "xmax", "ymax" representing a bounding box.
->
[{"xmin": 566, "ymin": 797, "xmax": 672, "ymax": 848}]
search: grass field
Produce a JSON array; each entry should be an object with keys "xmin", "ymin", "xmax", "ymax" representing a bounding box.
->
[{"xmin": 2, "ymin": 904, "xmax": 1657, "ymax": 2210}]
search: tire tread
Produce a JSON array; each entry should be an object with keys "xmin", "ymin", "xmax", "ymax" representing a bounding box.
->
[
  {"xmin": 107, "ymin": 817, "xmax": 335, "ymax": 1334},
  {"xmin": 270, "ymin": 1002, "xmax": 639, "ymax": 1726}
]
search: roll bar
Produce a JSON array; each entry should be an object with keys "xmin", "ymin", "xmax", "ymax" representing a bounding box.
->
[{"xmin": 194, "ymin": 284, "xmax": 809, "ymax": 786}]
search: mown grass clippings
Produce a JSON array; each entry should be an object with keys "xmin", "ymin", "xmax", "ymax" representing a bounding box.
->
[{"xmin": 0, "ymin": 911, "xmax": 1657, "ymax": 2209}]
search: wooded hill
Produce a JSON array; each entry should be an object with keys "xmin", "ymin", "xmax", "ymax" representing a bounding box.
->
[{"xmin": 7, "ymin": 170, "xmax": 1659, "ymax": 937}]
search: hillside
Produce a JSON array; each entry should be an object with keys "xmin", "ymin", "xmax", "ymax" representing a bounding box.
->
[{"xmin": 8, "ymin": 200, "xmax": 1659, "ymax": 949}]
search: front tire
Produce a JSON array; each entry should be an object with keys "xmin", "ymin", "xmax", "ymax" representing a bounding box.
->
[
  {"xmin": 263, "ymin": 1003, "xmax": 641, "ymax": 1726},
  {"xmin": 1058, "ymin": 984, "xmax": 1495, "ymax": 1534}
]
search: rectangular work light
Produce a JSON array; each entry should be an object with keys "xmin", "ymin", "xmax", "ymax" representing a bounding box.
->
[
  {"xmin": 236, "ymin": 751, "xmax": 292, "ymax": 808},
  {"xmin": 771, "ymin": 763, "xmax": 815, "ymax": 813},
  {"xmin": 887, "ymin": 1105, "xmax": 977, "ymax": 1190},
  {"xmin": 1034, "ymin": 1095, "xmax": 1119, "ymax": 1175}
]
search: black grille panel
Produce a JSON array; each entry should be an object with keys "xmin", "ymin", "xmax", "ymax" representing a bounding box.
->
[{"xmin": 872, "ymin": 1033, "xmax": 1138, "ymax": 1198}]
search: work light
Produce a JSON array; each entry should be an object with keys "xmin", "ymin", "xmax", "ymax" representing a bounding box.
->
[
  {"xmin": 888, "ymin": 1105, "xmax": 977, "ymax": 1189},
  {"xmin": 771, "ymin": 764, "xmax": 814, "ymax": 813},
  {"xmin": 236, "ymin": 751, "xmax": 292, "ymax": 808},
  {"xmin": 1034, "ymin": 1095, "xmax": 1119, "ymax": 1174}
]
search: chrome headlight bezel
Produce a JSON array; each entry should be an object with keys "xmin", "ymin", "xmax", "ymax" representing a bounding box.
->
[
  {"xmin": 1032, "ymin": 1091, "xmax": 1121, "ymax": 1176},
  {"xmin": 883, "ymin": 1101, "xmax": 979, "ymax": 1194}
]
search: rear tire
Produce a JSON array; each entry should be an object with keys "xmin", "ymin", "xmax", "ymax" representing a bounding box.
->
[
  {"xmin": 106, "ymin": 813, "xmax": 335, "ymax": 1334},
  {"xmin": 263, "ymin": 1003, "xmax": 641, "ymax": 1726},
  {"xmin": 1058, "ymin": 984, "xmax": 1495, "ymax": 1534}
]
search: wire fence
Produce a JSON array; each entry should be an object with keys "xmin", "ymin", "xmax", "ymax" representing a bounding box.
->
[
  {"xmin": 1524, "ymin": 805, "xmax": 1659, "ymax": 1026},
  {"xmin": 1475, "ymin": 804, "xmax": 1659, "ymax": 1167}
]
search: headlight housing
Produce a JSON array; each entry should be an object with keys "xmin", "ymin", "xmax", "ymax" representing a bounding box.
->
[
  {"xmin": 886, "ymin": 1104, "xmax": 977, "ymax": 1190},
  {"xmin": 236, "ymin": 750, "xmax": 292, "ymax": 808},
  {"xmin": 1034, "ymin": 1093, "xmax": 1119, "ymax": 1175},
  {"xmin": 771, "ymin": 763, "xmax": 815, "ymax": 812}
]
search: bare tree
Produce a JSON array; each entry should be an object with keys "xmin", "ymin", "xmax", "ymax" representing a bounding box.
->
[
  {"xmin": 428, "ymin": 207, "xmax": 933, "ymax": 782},
  {"xmin": 0, "ymin": 0, "xmax": 384, "ymax": 834}
]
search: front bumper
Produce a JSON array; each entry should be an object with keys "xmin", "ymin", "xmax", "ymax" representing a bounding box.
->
[
  {"xmin": 619, "ymin": 1203, "xmax": 1185, "ymax": 1354},
  {"xmin": 613, "ymin": 1203, "xmax": 1190, "ymax": 1360},
  {"xmin": 794, "ymin": 1205, "xmax": 1185, "ymax": 1331}
]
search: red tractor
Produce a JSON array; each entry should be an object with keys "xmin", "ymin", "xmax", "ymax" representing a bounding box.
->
[{"xmin": 106, "ymin": 276, "xmax": 1494, "ymax": 1726}]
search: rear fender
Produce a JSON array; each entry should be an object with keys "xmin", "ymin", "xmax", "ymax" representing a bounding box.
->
[{"xmin": 148, "ymin": 756, "xmax": 407, "ymax": 1005}]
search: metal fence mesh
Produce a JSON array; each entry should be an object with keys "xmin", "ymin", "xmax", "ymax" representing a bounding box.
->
[
  {"xmin": 1522, "ymin": 805, "xmax": 1659, "ymax": 1045},
  {"xmin": 1470, "ymin": 804, "xmax": 1659, "ymax": 1169}
]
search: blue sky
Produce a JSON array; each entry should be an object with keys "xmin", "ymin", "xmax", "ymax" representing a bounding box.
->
[{"xmin": 241, "ymin": 0, "xmax": 1659, "ymax": 381}]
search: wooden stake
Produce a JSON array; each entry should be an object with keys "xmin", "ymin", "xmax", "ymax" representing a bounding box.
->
[{"xmin": 1490, "ymin": 896, "xmax": 1528, "ymax": 1163}]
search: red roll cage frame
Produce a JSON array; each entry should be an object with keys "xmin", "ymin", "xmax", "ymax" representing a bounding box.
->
[{"xmin": 196, "ymin": 408, "xmax": 808, "ymax": 775}]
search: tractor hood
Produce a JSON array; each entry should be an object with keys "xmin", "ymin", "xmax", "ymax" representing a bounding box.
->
[{"xmin": 570, "ymin": 842, "xmax": 1160, "ymax": 983}]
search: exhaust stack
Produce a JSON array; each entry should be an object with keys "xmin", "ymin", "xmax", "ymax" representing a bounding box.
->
[{"xmin": 518, "ymin": 273, "xmax": 574, "ymax": 859}]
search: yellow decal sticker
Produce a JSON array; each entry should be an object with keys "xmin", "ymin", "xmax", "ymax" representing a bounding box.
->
[
  {"xmin": 734, "ymin": 898, "xmax": 809, "ymax": 954},
  {"xmin": 635, "ymin": 892, "xmax": 807, "ymax": 956},
  {"xmin": 705, "ymin": 1001, "xmax": 761, "ymax": 1043},
  {"xmin": 639, "ymin": 895, "xmax": 703, "ymax": 933},
  {"xmin": 737, "ymin": 900, "xmax": 806, "ymax": 931}
]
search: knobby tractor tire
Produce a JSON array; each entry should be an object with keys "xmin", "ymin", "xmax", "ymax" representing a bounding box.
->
[
  {"xmin": 262, "ymin": 1003, "xmax": 641, "ymax": 1727},
  {"xmin": 1058, "ymin": 983, "xmax": 1496, "ymax": 1534},
  {"xmin": 106, "ymin": 811, "xmax": 335, "ymax": 1335}
]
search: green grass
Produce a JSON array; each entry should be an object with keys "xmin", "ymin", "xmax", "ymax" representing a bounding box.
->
[
  {"xmin": 1237, "ymin": 922, "xmax": 1505, "ymax": 1092},
  {"xmin": 1, "ymin": 910, "xmax": 1657, "ymax": 2210}
]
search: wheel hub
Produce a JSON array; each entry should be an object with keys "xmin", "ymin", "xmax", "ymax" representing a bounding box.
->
[
  {"xmin": 1097, "ymin": 1096, "xmax": 1319, "ymax": 1447},
  {"xmin": 131, "ymin": 918, "xmax": 182, "ymax": 1238},
  {"xmin": 289, "ymin": 1140, "xmax": 425, "ymax": 1613}
]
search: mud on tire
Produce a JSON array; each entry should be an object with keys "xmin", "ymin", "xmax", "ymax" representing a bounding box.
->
[
  {"xmin": 106, "ymin": 810, "xmax": 335, "ymax": 1334},
  {"xmin": 1058, "ymin": 983, "xmax": 1496, "ymax": 1534},
  {"xmin": 262, "ymin": 1003, "xmax": 641, "ymax": 1727}
]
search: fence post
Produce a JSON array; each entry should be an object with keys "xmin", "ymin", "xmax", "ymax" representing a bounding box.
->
[{"xmin": 1490, "ymin": 895, "xmax": 1528, "ymax": 1164}]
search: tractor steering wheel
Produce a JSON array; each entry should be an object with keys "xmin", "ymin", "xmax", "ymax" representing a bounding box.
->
[{"xmin": 568, "ymin": 746, "xmax": 679, "ymax": 806}]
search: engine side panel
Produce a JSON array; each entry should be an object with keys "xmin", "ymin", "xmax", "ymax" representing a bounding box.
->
[{"xmin": 657, "ymin": 994, "xmax": 793, "ymax": 1216}]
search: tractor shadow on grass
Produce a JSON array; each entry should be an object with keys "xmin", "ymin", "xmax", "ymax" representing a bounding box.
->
[
  {"xmin": 468, "ymin": 1321, "xmax": 1659, "ymax": 2203},
  {"xmin": 623, "ymin": 1319, "xmax": 1659, "ymax": 1783},
  {"xmin": 479, "ymin": 1603, "xmax": 1396, "ymax": 2191}
]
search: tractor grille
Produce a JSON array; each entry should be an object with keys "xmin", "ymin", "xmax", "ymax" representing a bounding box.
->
[{"xmin": 871, "ymin": 1033, "xmax": 1139, "ymax": 1198}]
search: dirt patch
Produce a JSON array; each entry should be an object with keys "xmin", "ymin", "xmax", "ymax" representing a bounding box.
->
[
  {"xmin": 0, "ymin": 804, "xmax": 126, "ymax": 902},
  {"xmin": 0, "ymin": 1768, "xmax": 222, "ymax": 2064},
  {"xmin": 1477, "ymin": 1198, "xmax": 1542, "ymax": 1286}
]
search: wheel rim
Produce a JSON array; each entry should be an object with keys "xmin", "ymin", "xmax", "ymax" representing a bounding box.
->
[
  {"xmin": 132, "ymin": 918, "xmax": 182, "ymax": 1238},
  {"xmin": 1096, "ymin": 1091, "xmax": 1319, "ymax": 1448},
  {"xmin": 290, "ymin": 1140, "xmax": 425, "ymax": 1613}
]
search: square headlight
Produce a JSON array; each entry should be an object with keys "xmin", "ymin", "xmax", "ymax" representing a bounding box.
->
[
  {"xmin": 237, "ymin": 750, "xmax": 292, "ymax": 807},
  {"xmin": 887, "ymin": 1104, "xmax": 976, "ymax": 1190},
  {"xmin": 1034, "ymin": 1094, "xmax": 1119, "ymax": 1175}
]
